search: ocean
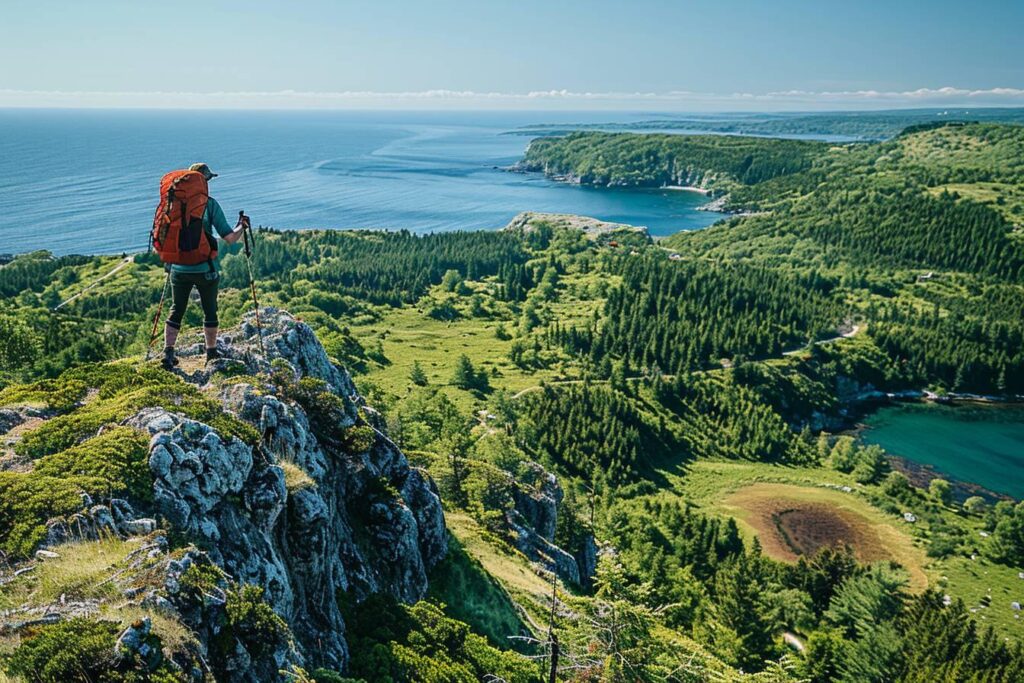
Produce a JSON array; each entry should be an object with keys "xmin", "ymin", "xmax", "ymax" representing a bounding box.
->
[{"xmin": 0, "ymin": 109, "xmax": 727, "ymax": 256}]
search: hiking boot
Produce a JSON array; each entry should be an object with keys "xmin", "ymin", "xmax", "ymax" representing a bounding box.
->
[
  {"xmin": 205, "ymin": 347, "xmax": 222, "ymax": 363},
  {"xmin": 161, "ymin": 348, "xmax": 178, "ymax": 370}
]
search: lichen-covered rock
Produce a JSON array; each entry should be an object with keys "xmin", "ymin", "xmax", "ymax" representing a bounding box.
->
[
  {"xmin": 507, "ymin": 461, "xmax": 599, "ymax": 588},
  {"xmin": 120, "ymin": 309, "xmax": 447, "ymax": 676},
  {"xmin": 575, "ymin": 533, "xmax": 599, "ymax": 590},
  {"xmin": 114, "ymin": 617, "xmax": 164, "ymax": 671},
  {"xmin": 512, "ymin": 462, "xmax": 562, "ymax": 542},
  {"xmin": 507, "ymin": 509, "xmax": 581, "ymax": 585},
  {"xmin": 0, "ymin": 408, "xmax": 24, "ymax": 436}
]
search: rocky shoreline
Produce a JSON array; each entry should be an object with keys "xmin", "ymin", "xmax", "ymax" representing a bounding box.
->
[{"xmin": 504, "ymin": 161, "xmax": 742, "ymax": 217}]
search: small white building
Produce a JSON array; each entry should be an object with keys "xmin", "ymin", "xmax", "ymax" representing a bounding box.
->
[{"xmin": 903, "ymin": 512, "xmax": 917, "ymax": 523}]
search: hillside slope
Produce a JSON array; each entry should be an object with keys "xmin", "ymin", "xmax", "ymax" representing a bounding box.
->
[{"xmin": 0, "ymin": 311, "xmax": 458, "ymax": 680}]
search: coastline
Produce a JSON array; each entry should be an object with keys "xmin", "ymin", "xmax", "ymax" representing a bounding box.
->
[
  {"xmin": 506, "ymin": 163, "xmax": 737, "ymax": 217},
  {"xmin": 661, "ymin": 184, "xmax": 711, "ymax": 195}
]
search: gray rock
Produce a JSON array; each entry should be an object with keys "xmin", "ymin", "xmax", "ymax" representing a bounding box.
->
[
  {"xmin": 0, "ymin": 408, "xmax": 24, "ymax": 436},
  {"xmin": 507, "ymin": 509, "xmax": 581, "ymax": 585},
  {"xmin": 120, "ymin": 309, "xmax": 447, "ymax": 674},
  {"xmin": 575, "ymin": 533, "xmax": 599, "ymax": 589},
  {"xmin": 115, "ymin": 616, "xmax": 161, "ymax": 669},
  {"xmin": 121, "ymin": 518, "xmax": 157, "ymax": 535},
  {"xmin": 512, "ymin": 462, "xmax": 562, "ymax": 542}
]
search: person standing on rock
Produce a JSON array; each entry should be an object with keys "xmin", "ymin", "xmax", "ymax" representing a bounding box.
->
[{"xmin": 150, "ymin": 163, "xmax": 248, "ymax": 369}]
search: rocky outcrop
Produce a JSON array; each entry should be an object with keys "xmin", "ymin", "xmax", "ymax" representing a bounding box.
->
[
  {"xmin": 0, "ymin": 408, "xmax": 24, "ymax": 436},
  {"xmin": 507, "ymin": 461, "xmax": 598, "ymax": 588},
  {"xmin": 120, "ymin": 309, "xmax": 446, "ymax": 677},
  {"xmin": 503, "ymin": 212, "xmax": 649, "ymax": 241},
  {"xmin": 511, "ymin": 462, "xmax": 561, "ymax": 542},
  {"xmin": 507, "ymin": 509, "xmax": 582, "ymax": 585}
]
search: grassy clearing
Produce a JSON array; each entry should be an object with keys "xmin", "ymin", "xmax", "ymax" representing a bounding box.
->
[
  {"xmin": 722, "ymin": 482, "xmax": 929, "ymax": 589},
  {"xmin": 351, "ymin": 297, "xmax": 563, "ymax": 412},
  {"xmin": 936, "ymin": 555, "xmax": 1024, "ymax": 642},
  {"xmin": 0, "ymin": 536, "xmax": 200, "ymax": 663},
  {"xmin": 666, "ymin": 460, "xmax": 1024, "ymax": 641},
  {"xmin": 0, "ymin": 536, "xmax": 138, "ymax": 610},
  {"xmin": 927, "ymin": 182, "xmax": 1024, "ymax": 224},
  {"xmin": 676, "ymin": 462, "xmax": 928, "ymax": 588}
]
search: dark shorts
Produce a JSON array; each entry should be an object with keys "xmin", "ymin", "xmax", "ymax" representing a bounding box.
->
[{"xmin": 166, "ymin": 270, "xmax": 219, "ymax": 329}]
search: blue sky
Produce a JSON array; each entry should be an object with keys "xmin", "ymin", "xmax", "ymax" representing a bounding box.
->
[{"xmin": 2, "ymin": 0, "xmax": 1022, "ymax": 110}]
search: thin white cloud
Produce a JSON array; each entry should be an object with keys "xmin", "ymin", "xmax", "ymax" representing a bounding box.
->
[{"xmin": 0, "ymin": 86, "xmax": 1022, "ymax": 110}]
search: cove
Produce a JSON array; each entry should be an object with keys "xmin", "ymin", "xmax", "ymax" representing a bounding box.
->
[{"xmin": 860, "ymin": 402, "xmax": 1024, "ymax": 499}]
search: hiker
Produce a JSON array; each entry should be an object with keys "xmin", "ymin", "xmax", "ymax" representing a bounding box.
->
[{"xmin": 150, "ymin": 163, "xmax": 249, "ymax": 369}]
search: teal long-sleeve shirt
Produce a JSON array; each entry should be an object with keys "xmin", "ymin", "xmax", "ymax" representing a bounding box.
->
[{"xmin": 170, "ymin": 197, "xmax": 236, "ymax": 274}]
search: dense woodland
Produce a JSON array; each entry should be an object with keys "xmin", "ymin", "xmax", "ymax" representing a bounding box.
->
[
  {"xmin": 519, "ymin": 131, "xmax": 820, "ymax": 190},
  {"xmin": 3, "ymin": 122, "xmax": 1024, "ymax": 681}
]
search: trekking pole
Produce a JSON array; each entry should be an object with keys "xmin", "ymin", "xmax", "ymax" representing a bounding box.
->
[
  {"xmin": 238, "ymin": 211, "xmax": 265, "ymax": 356},
  {"xmin": 145, "ymin": 268, "xmax": 171, "ymax": 361}
]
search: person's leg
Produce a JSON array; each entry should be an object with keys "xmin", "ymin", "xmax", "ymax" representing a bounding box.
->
[
  {"xmin": 163, "ymin": 272, "xmax": 194, "ymax": 367},
  {"xmin": 196, "ymin": 274, "xmax": 220, "ymax": 359}
]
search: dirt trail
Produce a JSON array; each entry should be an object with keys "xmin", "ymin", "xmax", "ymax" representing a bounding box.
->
[{"xmin": 53, "ymin": 256, "xmax": 134, "ymax": 311}]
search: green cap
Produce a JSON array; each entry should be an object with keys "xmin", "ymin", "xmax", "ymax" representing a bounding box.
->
[{"xmin": 188, "ymin": 163, "xmax": 218, "ymax": 180}]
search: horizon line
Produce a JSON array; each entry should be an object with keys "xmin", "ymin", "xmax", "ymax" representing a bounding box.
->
[{"xmin": 2, "ymin": 86, "xmax": 1023, "ymax": 111}]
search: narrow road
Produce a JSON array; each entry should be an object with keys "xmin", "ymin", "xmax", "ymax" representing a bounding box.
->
[{"xmin": 781, "ymin": 324, "xmax": 861, "ymax": 357}]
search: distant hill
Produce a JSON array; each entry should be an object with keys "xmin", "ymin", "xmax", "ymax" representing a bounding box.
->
[{"xmin": 507, "ymin": 106, "xmax": 1024, "ymax": 141}]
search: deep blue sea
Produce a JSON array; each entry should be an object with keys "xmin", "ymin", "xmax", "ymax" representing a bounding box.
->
[{"xmin": 0, "ymin": 110, "xmax": 729, "ymax": 256}]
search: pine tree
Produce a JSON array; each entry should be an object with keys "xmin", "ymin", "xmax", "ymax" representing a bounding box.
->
[{"xmin": 409, "ymin": 361, "xmax": 428, "ymax": 386}]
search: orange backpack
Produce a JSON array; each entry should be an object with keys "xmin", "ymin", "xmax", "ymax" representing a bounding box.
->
[{"xmin": 151, "ymin": 170, "xmax": 216, "ymax": 265}]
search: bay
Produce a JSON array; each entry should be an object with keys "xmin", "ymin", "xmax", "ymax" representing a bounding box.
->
[
  {"xmin": 0, "ymin": 109, "xmax": 725, "ymax": 256},
  {"xmin": 860, "ymin": 402, "xmax": 1024, "ymax": 499}
]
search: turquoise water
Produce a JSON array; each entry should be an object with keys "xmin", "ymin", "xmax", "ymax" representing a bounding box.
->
[
  {"xmin": 0, "ymin": 110, "xmax": 725, "ymax": 256},
  {"xmin": 861, "ymin": 403, "xmax": 1024, "ymax": 498}
]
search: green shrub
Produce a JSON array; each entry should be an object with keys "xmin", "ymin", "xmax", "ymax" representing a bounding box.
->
[
  {"xmin": 2, "ymin": 618, "xmax": 185, "ymax": 682},
  {"xmin": 346, "ymin": 595, "xmax": 540, "ymax": 683},
  {"xmin": 179, "ymin": 562, "xmax": 226, "ymax": 602},
  {"xmin": 0, "ymin": 427, "xmax": 153, "ymax": 558},
  {"xmin": 225, "ymin": 584, "xmax": 290, "ymax": 658},
  {"xmin": 0, "ymin": 472, "xmax": 100, "ymax": 557},
  {"xmin": 0, "ymin": 377, "xmax": 87, "ymax": 411},
  {"xmin": 309, "ymin": 669, "xmax": 362, "ymax": 683},
  {"xmin": 34, "ymin": 426, "xmax": 151, "ymax": 501},
  {"xmin": 340, "ymin": 425, "xmax": 377, "ymax": 454},
  {"xmin": 13, "ymin": 364, "xmax": 258, "ymax": 460}
]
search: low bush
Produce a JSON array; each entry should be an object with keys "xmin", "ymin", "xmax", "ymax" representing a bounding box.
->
[
  {"xmin": 0, "ymin": 427, "xmax": 151, "ymax": 558},
  {"xmin": 2, "ymin": 617, "xmax": 184, "ymax": 683},
  {"xmin": 14, "ymin": 363, "xmax": 258, "ymax": 459},
  {"xmin": 224, "ymin": 584, "xmax": 290, "ymax": 658}
]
